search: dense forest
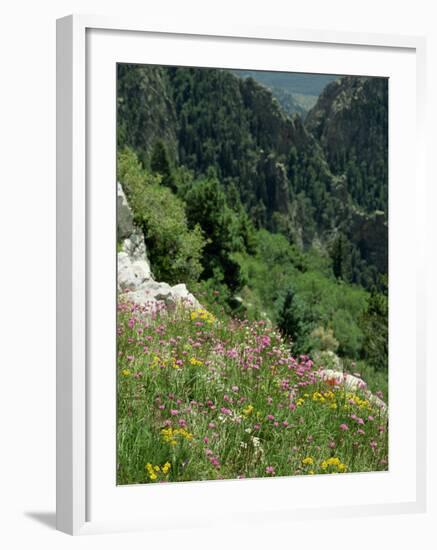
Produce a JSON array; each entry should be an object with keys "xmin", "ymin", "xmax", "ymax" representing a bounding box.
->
[{"xmin": 117, "ymin": 64, "xmax": 388, "ymax": 378}]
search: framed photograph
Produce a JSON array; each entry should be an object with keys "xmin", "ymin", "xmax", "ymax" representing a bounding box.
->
[{"xmin": 56, "ymin": 14, "xmax": 427, "ymax": 535}]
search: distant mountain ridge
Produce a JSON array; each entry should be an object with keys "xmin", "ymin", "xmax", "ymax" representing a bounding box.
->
[{"xmin": 231, "ymin": 70, "xmax": 340, "ymax": 116}]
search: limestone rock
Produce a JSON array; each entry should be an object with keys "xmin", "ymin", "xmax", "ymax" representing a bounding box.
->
[
  {"xmin": 126, "ymin": 281, "xmax": 200, "ymax": 310},
  {"xmin": 118, "ymin": 252, "xmax": 152, "ymax": 291},
  {"xmin": 117, "ymin": 182, "xmax": 135, "ymax": 240},
  {"xmin": 170, "ymin": 283, "xmax": 200, "ymax": 308},
  {"xmin": 117, "ymin": 181, "xmax": 201, "ymax": 311}
]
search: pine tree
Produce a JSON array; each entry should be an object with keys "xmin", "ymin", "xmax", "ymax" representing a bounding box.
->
[
  {"xmin": 330, "ymin": 233, "xmax": 352, "ymax": 282},
  {"xmin": 360, "ymin": 280, "xmax": 388, "ymax": 370},
  {"xmin": 277, "ymin": 288, "xmax": 309, "ymax": 352},
  {"xmin": 150, "ymin": 141, "xmax": 176, "ymax": 192}
]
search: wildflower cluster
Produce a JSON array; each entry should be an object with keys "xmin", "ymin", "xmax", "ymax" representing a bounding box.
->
[
  {"xmin": 320, "ymin": 457, "xmax": 347, "ymax": 473},
  {"xmin": 344, "ymin": 392, "xmax": 372, "ymax": 410},
  {"xmin": 160, "ymin": 427, "xmax": 194, "ymax": 446},
  {"xmin": 145, "ymin": 461, "xmax": 171, "ymax": 481},
  {"xmin": 190, "ymin": 308, "xmax": 216, "ymax": 325}
]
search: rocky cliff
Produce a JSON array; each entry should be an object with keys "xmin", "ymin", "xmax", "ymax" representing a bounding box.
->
[
  {"xmin": 306, "ymin": 76, "xmax": 388, "ymax": 214},
  {"xmin": 117, "ymin": 182, "xmax": 200, "ymax": 310}
]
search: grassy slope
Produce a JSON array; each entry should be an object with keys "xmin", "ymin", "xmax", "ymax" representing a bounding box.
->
[{"xmin": 117, "ymin": 301, "xmax": 388, "ymax": 485}]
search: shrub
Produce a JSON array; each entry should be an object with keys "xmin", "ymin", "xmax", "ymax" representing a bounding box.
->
[
  {"xmin": 117, "ymin": 148, "xmax": 205, "ymax": 286},
  {"xmin": 309, "ymin": 326, "xmax": 339, "ymax": 353}
]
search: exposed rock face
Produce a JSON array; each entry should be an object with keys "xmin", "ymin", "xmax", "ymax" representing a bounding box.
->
[
  {"xmin": 305, "ymin": 76, "xmax": 388, "ymax": 214},
  {"xmin": 117, "ymin": 64, "xmax": 179, "ymax": 165},
  {"xmin": 117, "ymin": 183, "xmax": 200, "ymax": 310},
  {"xmin": 118, "ymin": 251, "xmax": 152, "ymax": 291}
]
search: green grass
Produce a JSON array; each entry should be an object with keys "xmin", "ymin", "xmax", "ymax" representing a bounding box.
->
[{"xmin": 117, "ymin": 300, "xmax": 388, "ymax": 485}]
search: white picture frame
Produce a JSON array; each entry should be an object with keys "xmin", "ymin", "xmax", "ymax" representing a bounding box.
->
[{"xmin": 56, "ymin": 14, "xmax": 427, "ymax": 535}]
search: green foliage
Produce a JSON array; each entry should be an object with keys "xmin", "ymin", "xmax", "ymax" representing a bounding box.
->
[
  {"xmin": 331, "ymin": 309, "xmax": 364, "ymax": 358},
  {"xmin": 150, "ymin": 140, "xmax": 176, "ymax": 191},
  {"xmin": 117, "ymin": 64, "xmax": 178, "ymax": 166},
  {"xmin": 183, "ymin": 172, "xmax": 247, "ymax": 293},
  {"xmin": 117, "ymin": 148, "xmax": 205, "ymax": 286},
  {"xmin": 277, "ymin": 288, "xmax": 311, "ymax": 353},
  {"xmin": 309, "ymin": 326, "xmax": 339, "ymax": 353},
  {"xmin": 330, "ymin": 233, "xmax": 352, "ymax": 281},
  {"xmin": 306, "ymin": 76, "xmax": 388, "ymax": 213},
  {"xmin": 360, "ymin": 282, "xmax": 389, "ymax": 370}
]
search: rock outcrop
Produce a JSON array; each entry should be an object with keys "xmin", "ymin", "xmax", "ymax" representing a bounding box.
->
[{"xmin": 117, "ymin": 183, "xmax": 200, "ymax": 310}]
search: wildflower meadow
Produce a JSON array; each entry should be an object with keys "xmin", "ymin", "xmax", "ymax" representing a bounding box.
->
[{"xmin": 117, "ymin": 299, "xmax": 388, "ymax": 485}]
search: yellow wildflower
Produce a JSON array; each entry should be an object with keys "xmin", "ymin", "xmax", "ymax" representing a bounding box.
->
[
  {"xmin": 145, "ymin": 463, "xmax": 159, "ymax": 481},
  {"xmin": 146, "ymin": 461, "xmax": 171, "ymax": 480},
  {"xmin": 150, "ymin": 355, "xmax": 161, "ymax": 369},
  {"xmin": 121, "ymin": 369, "xmax": 131, "ymax": 377},
  {"xmin": 242, "ymin": 404, "xmax": 254, "ymax": 417},
  {"xmin": 302, "ymin": 457, "xmax": 314, "ymax": 466},
  {"xmin": 345, "ymin": 392, "xmax": 372, "ymax": 410},
  {"xmin": 178, "ymin": 428, "xmax": 194, "ymax": 441},
  {"xmin": 320, "ymin": 457, "xmax": 345, "ymax": 472},
  {"xmin": 160, "ymin": 427, "xmax": 194, "ymax": 445},
  {"xmin": 190, "ymin": 308, "xmax": 216, "ymax": 325}
]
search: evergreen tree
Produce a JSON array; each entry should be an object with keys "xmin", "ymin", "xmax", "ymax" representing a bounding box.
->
[
  {"xmin": 184, "ymin": 173, "xmax": 245, "ymax": 293},
  {"xmin": 360, "ymin": 280, "xmax": 388, "ymax": 370},
  {"xmin": 277, "ymin": 288, "xmax": 309, "ymax": 353},
  {"xmin": 330, "ymin": 233, "xmax": 352, "ymax": 281},
  {"xmin": 150, "ymin": 140, "xmax": 176, "ymax": 192}
]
